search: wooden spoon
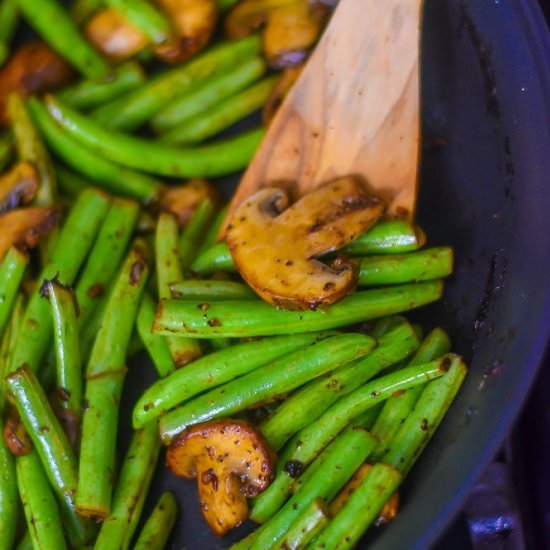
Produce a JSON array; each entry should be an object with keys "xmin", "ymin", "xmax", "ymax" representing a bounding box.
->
[{"xmin": 221, "ymin": 0, "xmax": 423, "ymax": 234}]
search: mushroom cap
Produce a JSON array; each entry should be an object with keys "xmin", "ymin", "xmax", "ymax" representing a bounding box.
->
[
  {"xmin": 167, "ymin": 419, "xmax": 275, "ymax": 535},
  {"xmin": 226, "ymin": 176, "xmax": 385, "ymax": 309}
]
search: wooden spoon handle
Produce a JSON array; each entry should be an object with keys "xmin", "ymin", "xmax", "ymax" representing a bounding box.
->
[{"xmin": 224, "ymin": 0, "xmax": 423, "ymax": 234}]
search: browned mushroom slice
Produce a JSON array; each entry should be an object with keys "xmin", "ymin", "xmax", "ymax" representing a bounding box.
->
[
  {"xmin": 157, "ymin": 179, "xmax": 219, "ymax": 227},
  {"xmin": 166, "ymin": 419, "xmax": 275, "ymax": 536},
  {"xmin": 0, "ymin": 162, "xmax": 39, "ymax": 214},
  {"xmin": 84, "ymin": 8, "xmax": 150, "ymax": 61},
  {"xmin": 329, "ymin": 463, "xmax": 399, "ymax": 526},
  {"xmin": 226, "ymin": 176, "xmax": 385, "ymax": 309},
  {"xmin": 0, "ymin": 207, "xmax": 60, "ymax": 260},
  {"xmin": 224, "ymin": 0, "xmax": 298, "ymax": 39},
  {"xmin": 262, "ymin": 63, "xmax": 303, "ymax": 125},
  {"xmin": 262, "ymin": 1, "xmax": 328, "ymax": 68},
  {"xmin": 153, "ymin": 0, "xmax": 218, "ymax": 64},
  {"xmin": 0, "ymin": 42, "xmax": 73, "ymax": 125}
]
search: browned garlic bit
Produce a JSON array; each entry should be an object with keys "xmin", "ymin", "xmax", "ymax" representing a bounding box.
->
[
  {"xmin": 226, "ymin": 176, "xmax": 384, "ymax": 309},
  {"xmin": 166, "ymin": 419, "xmax": 275, "ymax": 535}
]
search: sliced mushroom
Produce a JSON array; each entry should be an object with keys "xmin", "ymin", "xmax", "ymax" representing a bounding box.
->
[
  {"xmin": 0, "ymin": 162, "xmax": 39, "ymax": 214},
  {"xmin": 85, "ymin": 8, "xmax": 150, "ymax": 61},
  {"xmin": 262, "ymin": 63, "xmax": 303, "ymax": 124},
  {"xmin": 262, "ymin": 1, "xmax": 328, "ymax": 68},
  {"xmin": 0, "ymin": 207, "xmax": 60, "ymax": 261},
  {"xmin": 157, "ymin": 179, "xmax": 219, "ymax": 227},
  {"xmin": 329, "ymin": 463, "xmax": 399, "ymax": 526},
  {"xmin": 224, "ymin": 0, "xmax": 297, "ymax": 39},
  {"xmin": 0, "ymin": 42, "xmax": 73, "ymax": 125},
  {"xmin": 225, "ymin": 176, "xmax": 385, "ymax": 309},
  {"xmin": 166, "ymin": 419, "xmax": 275, "ymax": 535},
  {"xmin": 153, "ymin": 0, "xmax": 218, "ymax": 64}
]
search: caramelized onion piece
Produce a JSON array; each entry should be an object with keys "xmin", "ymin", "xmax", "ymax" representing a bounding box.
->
[
  {"xmin": 0, "ymin": 42, "xmax": 73, "ymax": 124},
  {"xmin": 0, "ymin": 207, "xmax": 60, "ymax": 260},
  {"xmin": 226, "ymin": 176, "xmax": 385, "ymax": 309},
  {"xmin": 167, "ymin": 419, "xmax": 275, "ymax": 535},
  {"xmin": 154, "ymin": 0, "xmax": 218, "ymax": 64},
  {"xmin": 0, "ymin": 162, "xmax": 39, "ymax": 214}
]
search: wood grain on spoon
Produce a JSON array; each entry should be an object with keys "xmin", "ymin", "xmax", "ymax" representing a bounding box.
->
[{"xmin": 221, "ymin": 0, "xmax": 423, "ymax": 236}]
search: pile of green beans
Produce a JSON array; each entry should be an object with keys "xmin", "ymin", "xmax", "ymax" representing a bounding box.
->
[{"xmin": 0, "ymin": 7, "xmax": 468, "ymax": 549}]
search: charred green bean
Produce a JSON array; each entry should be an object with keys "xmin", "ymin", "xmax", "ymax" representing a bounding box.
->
[{"xmin": 133, "ymin": 492, "xmax": 178, "ymax": 550}]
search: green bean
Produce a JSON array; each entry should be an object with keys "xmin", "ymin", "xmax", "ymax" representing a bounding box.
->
[
  {"xmin": 55, "ymin": 164, "xmax": 91, "ymax": 198},
  {"xmin": 48, "ymin": 95, "xmax": 265, "ymax": 178},
  {"xmin": 161, "ymin": 76, "xmax": 278, "ymax": 145},
  {"xmin": 0, "ymin": 293, "xmax": 23, "ymax": 414},
  {"xmin": 280, "ymin": 498, "xmax": 329, "ymax": 550},
  {"xmin": 137, "ymin": 293, "xmax": 175, "ymax": 378},
  {"xmin": 156, "ymin": 212, "xmax": 201, "ymax": 367},
  {"xmin": 0, "ymin": 436, "xmax": 18, "ymax": 550},
  {"xmin": 198, "ymin": 205, "xmax": 228, "ymax": 255},
  {"xmin": 103, "ymin": 0, "xmax": 172, "ymax": 44},
  {"xmin": 259, "ymin": 319, "xmax": 420, "ymax": 451},
  {"xmin": 169, "ymin": 280, "xmax": 257, "ymax": 301},
  {"xmin": 94, "ymin": 423, "xmax": 161, "ymax": 550},
  {"xmin": 370, "ymin": 328, "xmax": 451, "ymax": 461},
  {"xmin": 15, "ymin": 532, "xmax": 32, "ymax": 550},
  {"xmin": 153, "ymin": 281, "xmax": 444, "ymax": 338},
  {"xmin": 345, "ymin": 220, "xmax": 426, "ymax": 256},
  {"xmin": 6, "ymin": 365, "xmax": 92, "ymax": 546},
  {"xmin": 70, "ymin": 0, "xmax": 102, "ymax": 24},
  {"xmin": 0, "ymin": 132, "xmax": 13, "ymax": 172},
  {"xmin": 179, "ymin": 198, "xmax": 216, "ymax": 270},
  {"xmin": 152, "ymin": 57, "xmax": 266, "ymax": 133},
  {"xmin": 247, "ymin": 426, "xmax": 377, "ymax": 550},
  {"xmin": 191, "ymin": 241, "xmax": 236, "ymax": 275},
  {"xmin": 8, "ymin": 93, "xmax": 56, "ymax": 205},
  {"xmin": 249, "ymin": 358, "xmax": 449, "ymax": 523},
  {"xmin": 133, "ymin": 492, "xmax": 178, "ymax": 550},
  {"xmin": 91, "ymin": 35, "xmax": 261, "ymax": 131},
  {"xmin": 17, "ymin": 451, "xmax": 68, "ymax": 550},
  {"xmin": 44, "ymin": 279, "xmax": 82, "ymax": 421},
  {"xmin": 58, "ymin": 62, "xmax": 146, "ymax": 110},
  {"xmin": 75, "ymin": 197, "xmax": 139, "ymax": 327},
  {"xmin": 9, "ymin": 188, "xmax": 110, "ymax": 375},
  {"xmin": 0, "ymin": 0, "xmax": 18, "ymax": 66},
  {"xmin": 28, "ymin": 98, "xmax": 162, "ymax": 203},
  {"xmin": 133, "ymin": 332, "xmax": 332, "ymax": 429},
  {"xmin": 18, "ymin": 0, "xmax": 110, "ymax": 80},
  {"xmin": 384, "ymin": 355, "xmax": 467, "ymax": 474},
  {"xmin": 357, "ymin": 247, "xmax": 453, "ymax": 286},
  {"xmin": 77, "ymin": 241, "xmax": 149, "ymax": 519},
  {"xmin": 159, "ymin": 333, "xmax": 375, "ymax": 442},
  {"xmin": 310, "ymin": 463, "xmax": 402, "ymax": 549},
  {"xmin": 0, "ymin": 246, "xmax": 27, "ymax": 338}
]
